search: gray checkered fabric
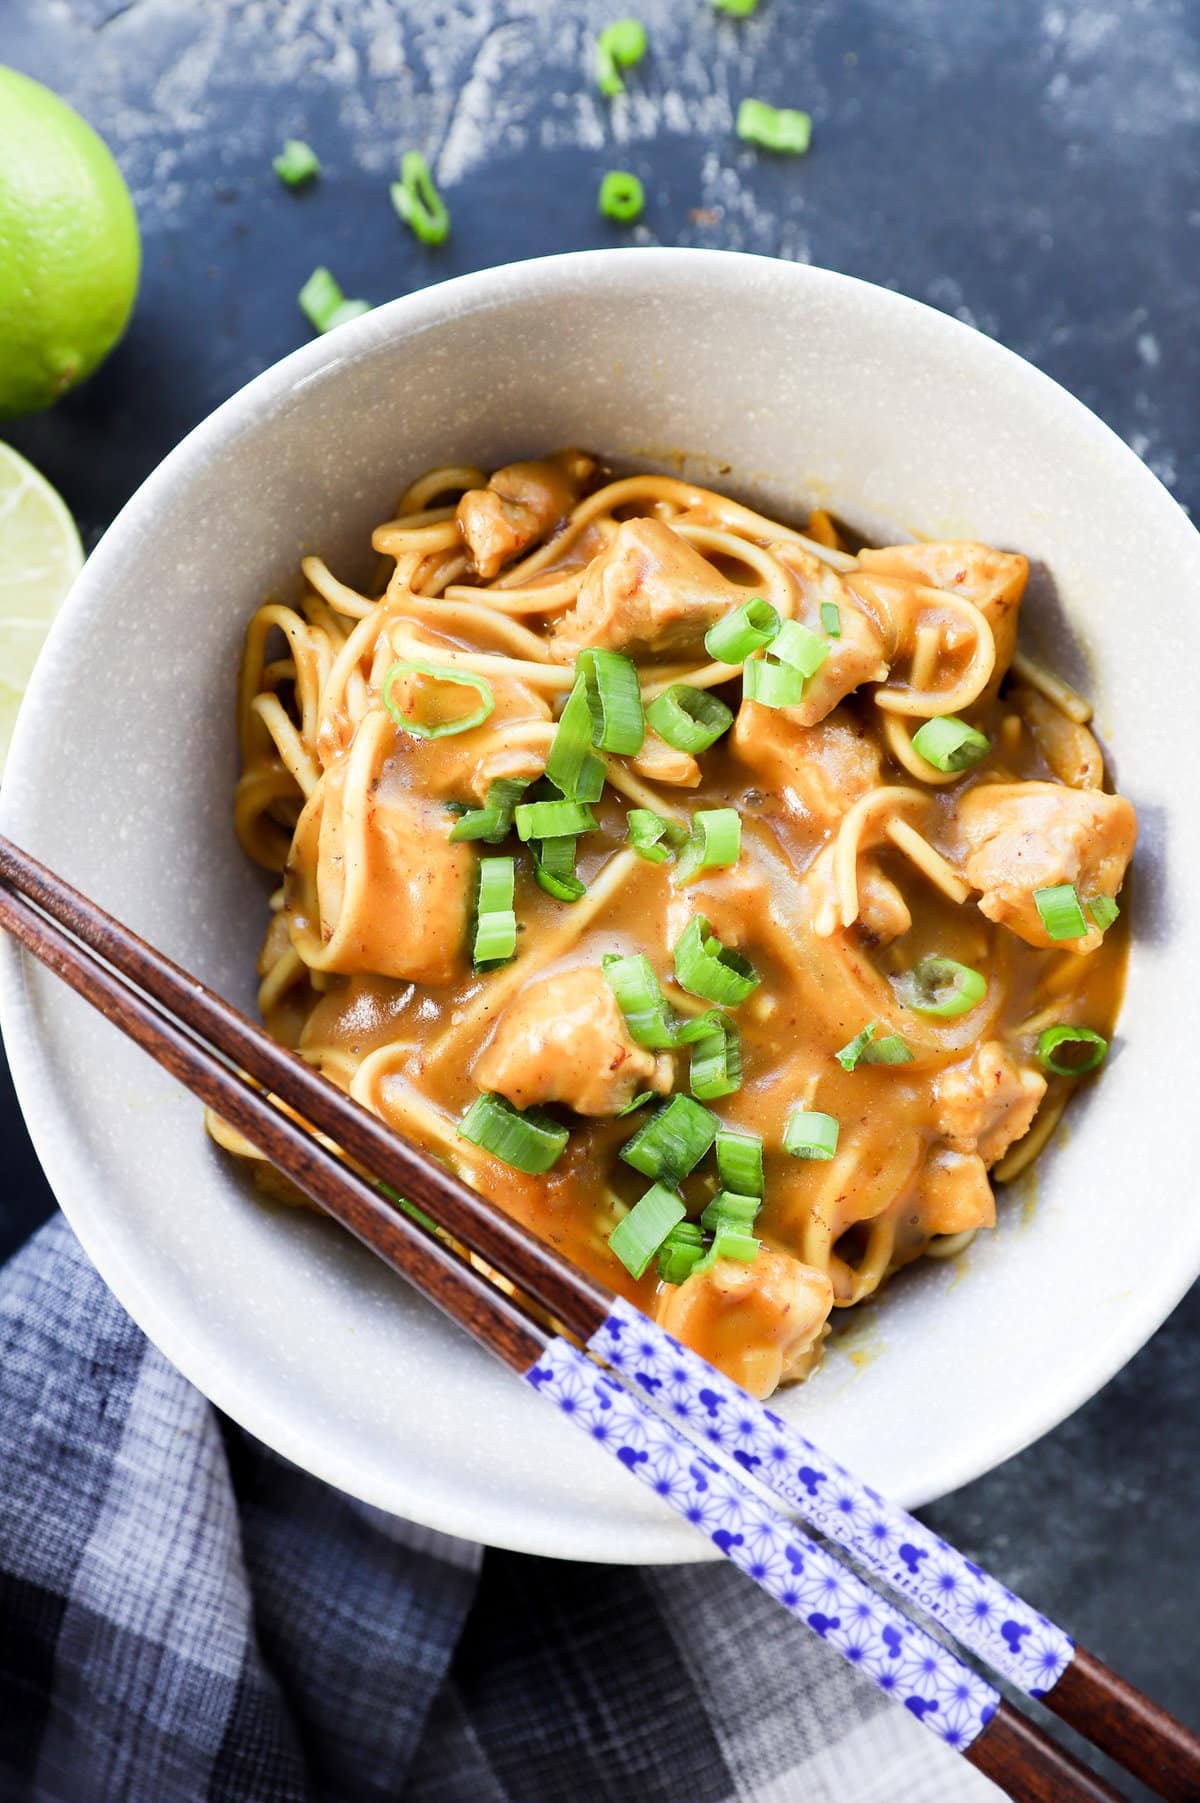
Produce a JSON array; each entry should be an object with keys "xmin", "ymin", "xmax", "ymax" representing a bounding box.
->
[{"xmin": 0, "ymin": 1215, "xmax": 995, "ymax": 1801}]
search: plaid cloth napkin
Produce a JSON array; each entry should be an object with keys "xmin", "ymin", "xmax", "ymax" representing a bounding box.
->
[{"xmin": 0, "ymin": 1214, "xmax": 996, "ymax": 1802}]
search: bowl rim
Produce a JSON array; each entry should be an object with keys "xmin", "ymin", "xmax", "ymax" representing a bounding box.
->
[{"xmin": 3, "ymin": 246, "xmax": 1200, "ymax": 1556}]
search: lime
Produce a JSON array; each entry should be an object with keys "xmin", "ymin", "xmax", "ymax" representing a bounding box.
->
[
  {"xmin": 0, "ymin": 442, "xmax": 83, "ymax": 767},
  {"xmin": 0, "ymin": 66, "xmax": 141, "ymax": 419}
]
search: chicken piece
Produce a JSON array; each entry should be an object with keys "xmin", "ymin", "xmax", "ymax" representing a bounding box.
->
[
  {"xmin": 956, "ymin": 780, "xmax": 1136, "ymax": 951},
  {"xmin": 935, "ymin": 1040, "xmax": 1047, "ymax": 1168},
  {"xmin": 857, "ymin": 866, "xmax": 912, "ymax": 946},
  {"xmin": 772, "ymin": 545, "xmax": 890, "ymax": 725},
  {"xmin": 918, "ymin": 1146, "xmax": 997, "ymax": 1237},
  {"xmin": 732, "ymin": 701, "xmax": 883, "ymax": 826},
  {"xmin": 1010, "ymin": 685, "xmax": 1103, "ymax": 790},
  {"xmin": 473, "ymin": 966, "xmax": 672, "ymax": 1117},
  {"xmin": 655, "ymin": 1247, "xmax": 833, "ymax": 1399},
  {"xmin": 629, "ymin": 728, "xmax": 701, "ymax": 788},
  {"xmin": 554, "ymin": 518, "xmax": 747, "ymax": 657},
  {"xmin": 456, "ymin": 450, "xmax": 597, "ymax": 580},
  {"xmin": 856, "ymin": 541, "xmax": 1027, "ymax": 691}
]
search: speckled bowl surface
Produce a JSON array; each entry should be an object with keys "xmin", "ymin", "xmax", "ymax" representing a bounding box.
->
[{"xmin": 2, "ymin": 250, "xmax": 1197, "ymax": 1560}]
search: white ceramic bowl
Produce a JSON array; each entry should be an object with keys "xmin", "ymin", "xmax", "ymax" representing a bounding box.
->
[{"xmin": 2, "ymin": 250, "xmax": 1197, "ymax": 1561}]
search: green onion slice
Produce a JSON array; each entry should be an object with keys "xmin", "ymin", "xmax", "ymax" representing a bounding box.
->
[
  {"xmin": 689, "ymin": 1013, "xmax": 742, "ymax": 1100},
  {"xmin": 896, "ymin": 956, "xmax": 988, "ymax": 1019},
  {"xmin": 578, "ymin": 647, "xmax": 645, "ymax": 755},
  {"xmin": 609, "ymin": 1183, "xmax": 685, "ymax": 1279},
  {"xmin": 712, "ymin": 0, "xmax": 758, "ymax": 13},
  {"xmin": 298, "ymin": 267, "xmax": 371, "ymax": 334},
  {"xmin": 736, "ymin": 97, "xmax": 813, "ymax": 154},
  {"xmin": 545, "ymin": 676, "xmax": 605, "ymax": 802},
  {"xmin": 674, "ymin": 914, "xmax": 760, "ymax": 1007},
  {"xmin": 626, "ymin": 808, "xmax": 673, "ymax": 863},
  {"xmin": 383, "ymin": 660, "xmax": 494, "ymax": 739},
  {"xmin": 836, "ymin": 1022, "xmax": 878, "ymax": 1071},
  {"xmin": 1037, "ymin": 1024, "xmax": 1108, "ymax": 1077},
  {"xmin": 821, "ymin": 601, "xmax": 842, "ymax": 637},
  {"xmin": 910, "ymin": 715, "xmax": 991, "ymax": 773},
  {"xmin": 596, "ymin": 18, "xmax": 648, "ymax": 96},
  {"xmin": 514, "ymin": 798, "xmax": 597, "ymax": 840},
  {"xmin": 703, "ymin": 598, "xmax": 781, "ymax": 664},
  {"xmin": 1086, "ymin": 894, "xmax": 1120, "ymax": 931},
  {"xmin": 603, "ymin": 953, "xmax": 678, "ymax": 1050},
  {"xmin": 473, "ymin": 856, "xmax": 517, "ymax": 968},
  {"xmin": 657, "ymin": 1221, "xmax": 705, "ymax": 1285},
  {"xmin": 618, "ymin": 1090, "xmax": 657, "ymax": 1118},
  {"xmin": 700, "ymin": 1189, "xmax": 759, "ymax": 1234},
  {"xmin": 532, "ymin": 835, "xmax": 585, "ymax": 903},
  {"xmin": 448, "ymin": 777, "xmax": 530, "ymax": 843},
  {"xmin": 620, "ymin": 1094, "xmax": 717, "ymax": 1183},
  {"xmin": 598, "ymin": 170, "xmax": 645, "ymax": 222},
  {"xmin": 645, "ymin": 684, "xmax": 733, "ymax": 753},
  {"xmin": 1033, "ymin": 883, "xmax": 1088, "ymax": 942},
  {"xmin": 772, "ymin": 618, "xmax": 829, "ymax": 680},
  {"xmin": 274, "ymin": 139, "xmax": 319, "ymax": 187},
  {"xmin": 864, "ymin": 1034, "xmax": 914, "ymax": 1065},
  {"xmin": 715, "ymin": 1128, "xmax": 763, "ymax": 1196},
  {"xmin": 674, "ymin": 808, "xmax": 742, "ymax": 888},
  {"xmin": 742, "ymin": 656, "xmax": 805, "ymax": 709},
  {"xmin": 784, "ymin": 1109, "xmax": 839, "ymax": 1160},
  {"xmin": 390, "ymin": 150, "xmax": 450, "ymax": 245},
  {"xmin": 458, "ymin": 1092, "xmax": 568, "ymax": 1173}
]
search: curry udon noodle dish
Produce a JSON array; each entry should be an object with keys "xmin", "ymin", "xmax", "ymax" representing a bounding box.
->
[{"xmin": 214, "ymin": 451, "xmax": 1136, "ymax": 1401}]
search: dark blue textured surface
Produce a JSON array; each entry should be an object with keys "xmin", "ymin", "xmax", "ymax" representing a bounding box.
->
[{"xmin": 1, "ymin": 2, "xmax": 1197, "ymax": 1789}]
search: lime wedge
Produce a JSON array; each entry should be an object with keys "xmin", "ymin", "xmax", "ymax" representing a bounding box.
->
[{"xmin": 0, "ymin": 441, "xmax": 83, "ymax": 770}]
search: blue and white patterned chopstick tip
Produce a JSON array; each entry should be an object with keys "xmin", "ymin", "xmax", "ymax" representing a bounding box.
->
[
  {"xmin": 526, "ymin": 1336, "xmax": 999, "ymax": 1753},
  {"xmin": 587, "ymin": 1298, "xmax": 1073, "ymax": 1699}
]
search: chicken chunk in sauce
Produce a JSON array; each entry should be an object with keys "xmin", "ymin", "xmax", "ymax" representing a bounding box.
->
[
  {"xmin": 473, "ymin": 966, "xmax": 672, "ymax": 1116},
  {"xmin": 456, "ymin": 450, "xmax": 597, "ymax": 581},
  {"xmin": 655, "ymin": 1248, "xmax": 833, "ymax": 1399},
  {"xmin": 554, "ymin": 517, "xmax": 748, "ymax": 657}
]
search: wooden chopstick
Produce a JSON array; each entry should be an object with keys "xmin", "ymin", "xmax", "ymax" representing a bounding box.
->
[{"xmin": 0, "ymin": 837, "xmax": 1195, "ymax": 1802}]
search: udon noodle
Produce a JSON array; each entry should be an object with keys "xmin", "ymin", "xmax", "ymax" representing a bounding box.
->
[{"xmin": 215, "ymin": 453, "xmax": 1135, "ymax": 1399}]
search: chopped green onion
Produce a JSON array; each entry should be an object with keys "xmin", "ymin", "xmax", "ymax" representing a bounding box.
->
[
  {"xmin": 674, "ymin": 808, "xmax": 742, "ymax": 888},
  {"xmin": 645, "ymin": 685, "xmax": 733, "ymax": 754},
  {"xmin": 618, "ymin": 1090, "xmax": 657, "ymax": 1118},
  {"xmin": 821, "ymin": 601, "xmax": 842, "ymax": 637},
  {"xmin": 700, "ymin": 1189, "xmax": 759, "ymax": 1234},
  {"xmin": 595, "ymin": 18, "xmax": 648, "ymax": 96},
  {"xmin": 836, "ymin": 1023, "xmax": 878, "ymax": 1071},
  {"xmin": 298, "ymin": 267, "xmax": 371, "ymax": 334},
  {"xmin": 626, "ymin": 808, "xmax": 673, "ymax": 863},
  {"xmin": 603, "ymin": 953, "xmax": 678, "ymax": 1050},
  {"xmin": 1034, "ymin": 883, "xmax": 1088, "ymax": 942},
  {"xmin": 772, "ymin": 618, "xmax": 829, "ymax": 680},
  {"xmin": 620, "ymin": 1094, "xmax": 717, "ymax": 1182},
  {"xmin": 657, "ymin": 1221, "xmax": 705, "ymax": 1285},
  {"xmin": 598, "ymin": 170, "xmax": 645, "ymax": 222},
  {"xmin": 1037, "ymin": 1024, "xmax": 1108, "ymax": 1076},
  {"xmin": 473, "ymin": 857, "xmax": 516, "ymax": 968},
  {"xmin": 742, "ymin": 656, "xmax": 805, "ymax": 708},
  {"xmin": 736, "ymin": 98, "xmax": 812, "ymax": 155},
  {"xmin": 545, "ymin": 677, "xmax": 605, "ymax": 802},
  {"xmin": 715, "ymin": 1128, "xmax": 763, "ymax": 1196},
  {"xmin": 674, "ymin": 914, "xmax": 760, "ymax": 1007},
  {"xmin": 704, "ymin": 1228, "xmax": 759, "ymax": 1264},
  {"xmin": 703, "ymin": 598, "xmax": 781, "ymax": 664},
  {"xmin": 672, "ymin": 1008, "xmax": 723, "ymax": 1044},
  {"xmin": 514, "ymin": 798, "xmax": 597, "ymax": 840},
  {"xmin": 689, "ymin": 1013, "xmax": 742, "ymax": 1100},
  {"xmin": 578, "ymin": 647, "xmax": 645, "ymax": 755},
  {"xmin": 864, "ymin": 1034, "xmax": 913, "ymax": 1066},
  {"xmin": 910, "ymin": 715, "xmax": 990, "ymax": 773},
  {"xmin": 609, "ymin": 1182, "xmax": 685, "ymax": 1279},
  {"xmin": 390, "ymin": 150, "xmax": 450, "ymax": 245},
  {"xmin": 784, "ymin": 1109, "xmax": 839, "ymax": 1160},
  {"xmin": 458, "ymin": 1093, "xmax": 568, "ymax": 1173},
  {"xmin": 274, "ymin": 139, "xmax": 319, "ymax": 187},
  {"xmin": 383, "ymin": 660, "xmax": 494, "ymax": 739},
  {"xmin": 896, "ymin": 956, "xmax": 988, "ymax": 1019},
  {"xmin": 448, "ymin": 777, "xmax": 529, "ymax": 843},
  {"xmin": 376, "ymin": 1179, "xmax": 438, "ymax": 1234},
  {"xmin": 532, "ymin": 836, "xmax": 585, "ymax": 902},
  {"xmin": 1086, "ymin": 894, "xmax": 1120, "ymax": 931},
  {"xmin": 712, "ymin": 0, "xmax": 758, "ymax": 13}
]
